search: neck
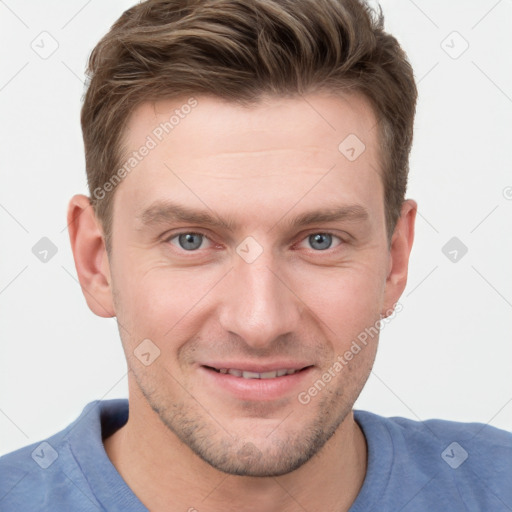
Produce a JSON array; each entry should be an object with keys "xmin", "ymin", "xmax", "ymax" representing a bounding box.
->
[{"xmin": 104, "ymin": 390, "xmax": 367, "ymax": 512}]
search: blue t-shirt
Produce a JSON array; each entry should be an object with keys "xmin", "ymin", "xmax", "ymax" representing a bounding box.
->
[{"xmin": 0, "ymin": 399, "xmax": 510, "ymax": 511}]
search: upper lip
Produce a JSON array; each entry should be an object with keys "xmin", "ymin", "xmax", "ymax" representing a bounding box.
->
[{"xmin": 201, "ymin": 362, "xmax": 312, "ymax": 372}]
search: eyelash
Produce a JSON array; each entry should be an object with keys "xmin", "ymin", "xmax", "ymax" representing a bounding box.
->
[{"xmin": 163, "ymin": 230, "xmax": 345, "ymax": 253}]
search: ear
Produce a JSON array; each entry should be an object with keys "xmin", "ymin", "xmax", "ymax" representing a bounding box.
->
[
  {"xmin": 67, "ymin": 194, "xmax": 115, "ymax": 318},
  {"xmin": 382, "ymin": 199, "xmax": 417, "ymax": 316}
]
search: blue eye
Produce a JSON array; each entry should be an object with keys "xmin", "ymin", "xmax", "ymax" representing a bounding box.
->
[
  {"xmin": 166, "ymin": 232, "xmax": 342, "ymax": 253},
  {"xmin": 304, "ymin": 233, "xmax": 342, "ymax": 251},
  {"xmin": 170, "ymin": 233, "xmax": 207, "ymax": 251},
  {"xmin": 308, "ymin": 233, "xmax": 333, "ymax": 250}
]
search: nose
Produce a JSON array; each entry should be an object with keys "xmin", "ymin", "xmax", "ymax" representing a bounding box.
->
[{"xmin": 218, "ymin": 252, "xmax": 302, "ymax": 349}]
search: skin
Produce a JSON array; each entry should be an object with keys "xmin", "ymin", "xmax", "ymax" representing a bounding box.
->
[{"xmin": 67, "ymin": 93, "xmax": 416, "ymax": 512}]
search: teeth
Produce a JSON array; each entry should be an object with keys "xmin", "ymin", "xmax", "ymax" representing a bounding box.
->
[
  {"xmin": 242, "ymin": 371, "xmax": 261, "ymax": 379},
  {"xmin": 260, "ymin": 371, "xmax": 278, "ymax": 379},
  {"xmin": 218, "ymin": 368, "xmax": 299, "ymax": 379}
]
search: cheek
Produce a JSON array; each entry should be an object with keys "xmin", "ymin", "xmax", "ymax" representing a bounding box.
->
[
  {"xmin": 291, "ymin": 262, "xmax": 385, "ymax": 325},
  {"xmin": 112, "ymin": 261, "xmax": 223, "ymax": 342}
]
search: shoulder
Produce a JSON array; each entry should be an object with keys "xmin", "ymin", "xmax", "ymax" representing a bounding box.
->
[
  {"xmin": 381, "ymin": 412, "xmax": 511, "ymax": 465},
  {"xmin": 0, "ymin": 430, "xmax": 94, "ymax": 511},
  {"xmin": 0, "ymin": 399, "xmax": 126, "ymax": 512},
  {"xmin": 354, "ymin": 410, "xmax": 512, "ymax": 510},
  {"xmin": 356, "ymin": 409, "xmax": 512, "ymax": 456}
]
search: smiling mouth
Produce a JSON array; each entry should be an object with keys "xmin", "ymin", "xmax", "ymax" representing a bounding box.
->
[{"xmin": 203, "ymin": 366, "xmax": 311, "ymax": 379}]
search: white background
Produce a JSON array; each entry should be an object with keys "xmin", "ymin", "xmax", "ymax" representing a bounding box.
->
[{"xmin": 1, "ymin": 0, "xmax": 511, "ymax": 456}]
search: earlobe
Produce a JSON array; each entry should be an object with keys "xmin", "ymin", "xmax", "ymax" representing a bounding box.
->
[
  {"xmin": 382, "ymin": 199, "xmax": 417, "ymax": 316},
  {"xmin": 67, "ymin": 194, "xmax": 115, "ymax": 318}
]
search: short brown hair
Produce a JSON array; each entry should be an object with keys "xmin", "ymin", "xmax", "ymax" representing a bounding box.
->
[{"xmin": 81, "ymin": 0, "xmax": 417, "ymax": 251}]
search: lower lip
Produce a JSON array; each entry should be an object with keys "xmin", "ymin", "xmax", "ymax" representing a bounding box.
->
[{"xmin": 199, "ymin": 366, "xmax": 313, "ymax": 401}]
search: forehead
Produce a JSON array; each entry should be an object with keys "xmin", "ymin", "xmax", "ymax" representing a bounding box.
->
[
  {"xmin": 113, "ymin": 93, "xmax": 384, "ymax": 231},
  {"xmin": 124, "ymin": 92, "xmax": 379, "ymax": 160}
]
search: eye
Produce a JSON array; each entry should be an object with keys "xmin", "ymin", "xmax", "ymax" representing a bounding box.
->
[
  {"xmin": 168, "ymin": 232, "xmax": 211, "ymax": 251},
  {"xmin": 300, "ymin": 233, "xmax": 343, "ymax": 251}
]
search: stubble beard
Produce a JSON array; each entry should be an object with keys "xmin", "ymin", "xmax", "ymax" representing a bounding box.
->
[{"xmin": 131, "ymin": 366, "xmax": 358, "ymax": 477}]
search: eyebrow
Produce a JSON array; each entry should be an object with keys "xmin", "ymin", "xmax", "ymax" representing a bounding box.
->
[{"xmin": 135, "ymin": 200, "xmax": 370, "ymax": 232}]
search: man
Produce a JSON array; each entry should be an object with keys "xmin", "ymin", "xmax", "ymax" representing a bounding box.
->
[{"xmin": 0, "ymin": 0, "xmax": 510, "ymax": 510}]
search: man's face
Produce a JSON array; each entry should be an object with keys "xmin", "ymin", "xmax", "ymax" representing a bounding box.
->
[{"xmin": 107, "ymin": 93, "xmax": 395, "ymax": 476}]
